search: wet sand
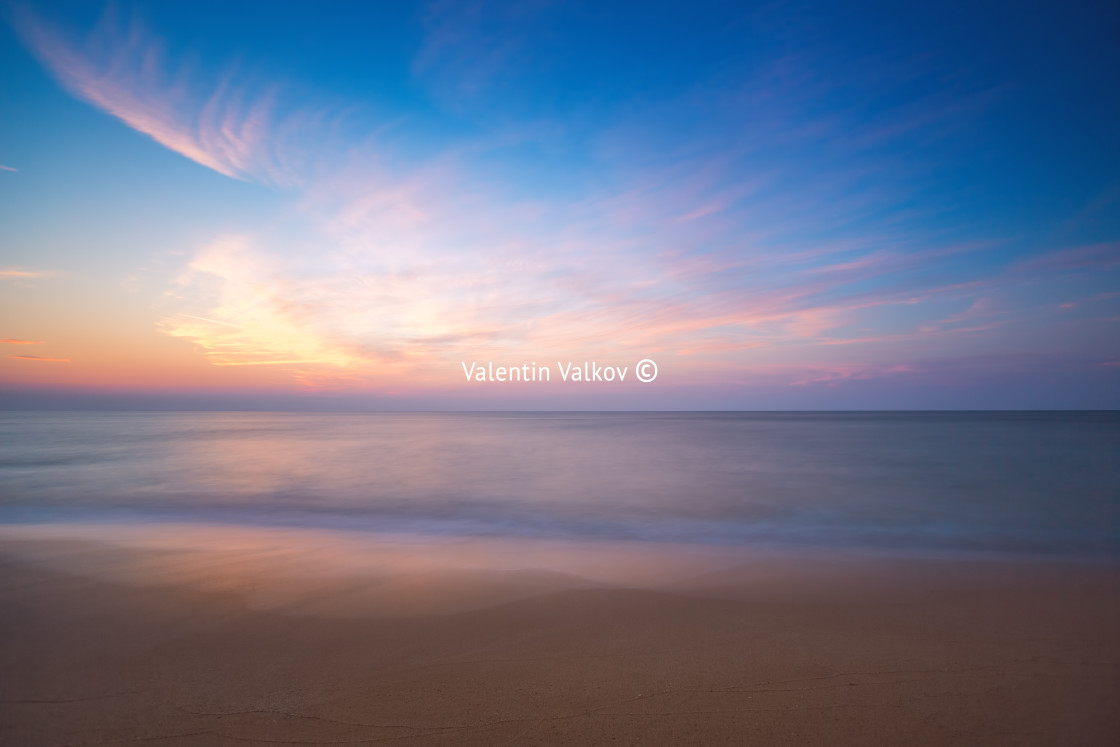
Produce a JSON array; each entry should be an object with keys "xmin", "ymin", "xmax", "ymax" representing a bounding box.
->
[{"xmin": 2, "ymin": 533, "xmax": 1119, "ymax": 745}]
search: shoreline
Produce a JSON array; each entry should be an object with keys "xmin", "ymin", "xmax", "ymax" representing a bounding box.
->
[
  {"xmin": 4, "ymin": 521, "xmax": 1119, "ymax": 615},
  {"xmin": 2, "ymin": 513, "xmax": 1115, "ymax": 566}
]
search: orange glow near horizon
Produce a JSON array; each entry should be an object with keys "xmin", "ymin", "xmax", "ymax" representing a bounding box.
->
[{"xmin": 2, "ymin": 3, "xmax": 1118, "ymax": 409}]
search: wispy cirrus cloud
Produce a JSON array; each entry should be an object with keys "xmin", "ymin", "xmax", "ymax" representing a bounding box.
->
[
  {"xmin": 412, "ymin": 0, "xmax": 553, "ymax": 115},
  {"xmin": 918, "ymin": 297, "xmax": 1004, "ymax": 334},
  {"xmin": 11, "ymin": 355, "xmax": 70, "ymax": 363},
  {"xmin": 19, "ymin": 2, "xmax": 1117, "ymax": 394},
  {"xmin": 14, "ymin": 4, "xmax": 328, "ymax": 187},
  {"xmin": 0, "ymin": 268, "xmax": 50, "ymax": 279},
  {"xmin": 1011, "ymin": 241, "xmax": 1120, "ymax": 273},
  {"xmin": 0, "ymin": 339, "xmax": 44, "ymax": 345}
]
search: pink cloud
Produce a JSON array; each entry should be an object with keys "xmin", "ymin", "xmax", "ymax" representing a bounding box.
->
[
  {"xmin": 0, "ymin": 268, "xmax": 50, "ymax": 279},
  {"xmin": 15, "ymin": 5, "xmax": 324, "ymax": 187},
  {"xmin": 1013, "ymin": 242, "xmax": 1120, "ymax": 273}
]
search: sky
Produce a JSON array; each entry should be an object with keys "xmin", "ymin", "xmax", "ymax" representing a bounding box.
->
[{"xmin": 1, "ymin": 0, "xmax": 1118, "ymax": 410}]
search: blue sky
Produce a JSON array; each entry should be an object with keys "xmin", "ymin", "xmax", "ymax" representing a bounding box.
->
[{"xmin": 1, "ymin": 0, "xmax": 1118, "ymax": 409}]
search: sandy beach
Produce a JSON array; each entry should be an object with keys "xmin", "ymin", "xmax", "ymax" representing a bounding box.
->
[{"xmin": 2, "ymin": 530, "xmax": 1118, "ymax": 746}]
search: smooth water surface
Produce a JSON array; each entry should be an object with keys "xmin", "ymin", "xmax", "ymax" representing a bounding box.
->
[{"xmin": 1, "ymin": 412, "xmax": 1117, "ymax": 557}]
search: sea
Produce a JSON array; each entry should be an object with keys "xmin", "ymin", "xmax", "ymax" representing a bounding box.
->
[{"xmin": 1, "ymin": 411, "xmax": 1118, "ymax": 559}]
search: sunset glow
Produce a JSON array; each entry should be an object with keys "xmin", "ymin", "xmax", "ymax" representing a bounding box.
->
[{"xmin": 2, "ymin": 1, "xmax": 1118, "ymax": 409}]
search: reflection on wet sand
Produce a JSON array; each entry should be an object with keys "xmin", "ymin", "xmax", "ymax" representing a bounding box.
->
[
  {"xmin": 5, "ymin": 522, "xmax": 1114, "ymax": 620},
  {"xmin": 0, "ymin": 523, "xmax": 748, "ymax": 616}
]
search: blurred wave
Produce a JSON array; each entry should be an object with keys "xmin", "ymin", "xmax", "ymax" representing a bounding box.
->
[{"xmin": 1, "ymin": 412, "xmax": 1117, "ymax": 557}]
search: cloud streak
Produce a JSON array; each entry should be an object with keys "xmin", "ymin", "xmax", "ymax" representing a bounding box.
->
[
  {"xmin": 0, "ymin": 268, "xmax": 49, "ymax": 279},
  {"xmin": 15, "ymin": 4, "xmax": 326, "ymax": 187},
  {"xmin": 16, "ymin": 2, "xmax": 1119, "ymax": 397}
]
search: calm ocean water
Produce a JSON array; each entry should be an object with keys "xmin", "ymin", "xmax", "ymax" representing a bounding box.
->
[{"xmin": 1, "ymin": 412, "xmax": 1117, "ymax": 558}]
